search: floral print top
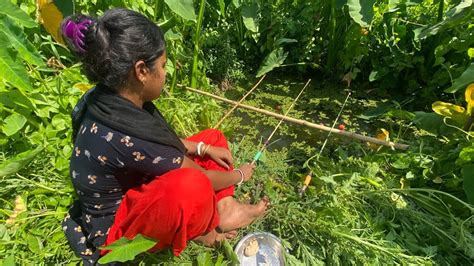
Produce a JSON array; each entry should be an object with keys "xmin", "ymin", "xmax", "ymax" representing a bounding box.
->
[{"xmin": 62, "ymin": 113, "xmax": 184, "ymax": 264}]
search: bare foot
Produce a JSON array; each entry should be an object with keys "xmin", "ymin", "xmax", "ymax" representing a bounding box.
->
[
  {"xmin": 194, "ymin": 229, "xmax": 238, "ymax": 247},
  {"xmin": 217, "ymin": 196, "xmax": 270, "ymax": 232}
]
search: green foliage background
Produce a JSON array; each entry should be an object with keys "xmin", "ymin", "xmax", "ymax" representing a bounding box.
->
[{"xmin": 0, "ymin": 0, "xmax": 473, "ymax": 264}]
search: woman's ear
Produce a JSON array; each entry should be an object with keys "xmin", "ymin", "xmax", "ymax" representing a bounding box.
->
[{"xmin": 133, "ymin": 60, "xmax": 149, "ymax": 84}]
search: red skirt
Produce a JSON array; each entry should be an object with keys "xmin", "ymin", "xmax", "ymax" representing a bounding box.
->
[{"xmin": 102, "ymin": 129, "xmax": 234, "ymax": 256}]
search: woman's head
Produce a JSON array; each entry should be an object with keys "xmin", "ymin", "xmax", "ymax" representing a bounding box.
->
[{"xmin": 61, "ymin": 9, "xmax": 166, "ymax": 99}]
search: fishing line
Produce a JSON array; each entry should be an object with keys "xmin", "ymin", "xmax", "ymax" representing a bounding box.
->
[
  {"xmin": 213, "ymin": 74, "xmax": 266, "ymax": 129},
  {"xmin": 251, "ymin": 79, "xmax": 311, "ymax": 165},
  {"xmin": 299, "ymin": 90, "xmax": 351, "ymax": 197}
]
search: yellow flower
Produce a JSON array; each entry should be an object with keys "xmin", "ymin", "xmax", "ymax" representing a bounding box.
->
[
  {"xmin": 73, "ymin": 83, "xmax": 94, "ymax": 93},
  {"xmin": 465, "ymin": 83, "xmax": 474, "ymax": 115}
]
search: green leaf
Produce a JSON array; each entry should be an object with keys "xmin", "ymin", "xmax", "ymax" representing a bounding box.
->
[
  {"xmin": 0, "ymin": 146, "xmax": 43, "ymax": 177},
  {"xmin": 218, "ymin": 0, "xmax": 226, "ymax": 17},
  {"xmin": 241, "ymin": 2, "xmax": 259, "ymax": 32},
  {"xmin": 0, "ymin": 1, "xmax": 36, "ymax": 28},
  {"xmin": 275, "ymin": 38, "xmax": 298, "ymax": 46},
  {"xmin": 0, "ymin": 90, "xmax": 35, "ymax": 110},
  {"xmin": 412, "ymin": 111, "xmax": 454, "ymax": 136},
  {"xmin": 0, "ymin": 224, "xmax": 7, "ymax": 239},
  {"xmin": 457, "ymin": 145, "xmax": 474, "ymax": 167},
  {"xmin": 222, "ymin": 240, "xmax": 239, "ymax": 265},
  {"xmin": 369, "ymin": 70, "xmax": 379, "ymax": 82},
  {"xmin": 0, "ymin": 34, "xmax": 32, "ymax": 92},
  {"xmin": 358, "ymin": 104, "xmax": 392, "ymax": 120},
  {"xmin": 2, "ymin": 255, "xmax": 15, "ymax": 266},
  {"xmin": 415, "ymin": 0, "xmax": 473, "ymax": 40},
  {"xmin": 256, "ymin": 48, "xmax": 288, "ymax": 77},
  {"xmin": 98, "ymin": 234, "xmax": 157, "ymax": 264},
  {"xmin": 468, "ymin": 48, "xmax": 474, "ymax": 59},
  {"xmin": 445, "ymin": 63, "xmax": 474, "ymax": 93},
  {"xmin": 347, "ymin": 0, "xmax": 376, "ymax": 27},
  {"xmin": 27, "ymin": 235, "xmax": 43, "ymax": 254},
  {"xmin": 164, "ymin": 0, "xmax": 196, "ymax": 22},
  {"xmin": 2, "ymin": 113, "xmax": 27, "ymax": 136},
  {"xmin": 461, "ymin": 164, "xmax": 474, "ymax": 204},
  {"xmin": 197, "ymin": 252, "xmax": 213, "ymax": 266},
  {"xmin": 0, "ymin": 17, "xmax": 43, "ymax": 66},
  {"xmin": 232, "ymin": 0, "xmax": 242, "ymax": 8},
  {"xmin": 386, "ymin": 109, "xmax": 416, "ymax": 120}
]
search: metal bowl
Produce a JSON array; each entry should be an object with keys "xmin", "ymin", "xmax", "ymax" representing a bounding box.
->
[{"xmin": 234, "ymin": 232, "xmax": 285, "ymax": 265}]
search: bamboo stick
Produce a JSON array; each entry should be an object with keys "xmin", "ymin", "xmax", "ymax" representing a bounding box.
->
[
  {"xmin": 177, "ymin": 84, "xmax": 410, "ymax": 150},
  {"xmin": 213, "ymin": 74, "xmax": 266, "ymax": 129}
]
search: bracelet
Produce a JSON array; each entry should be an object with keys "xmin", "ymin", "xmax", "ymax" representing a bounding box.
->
[
  {"xmin": 233, "ymin": 169, "xmax": 245, "ymax": 186},
  {"xmin": 202, "ymin": 144, "xmax": 211, "ymax": 157},
  {"xmin": 196, "ymin": 141, "xmax": 204, "ymax": 157}
]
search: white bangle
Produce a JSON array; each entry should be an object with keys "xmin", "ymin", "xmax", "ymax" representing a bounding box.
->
[
  {"xmin": 233, "ymin": 169, "xmax": 245, "ymax": 186},
  {"xmin": 196, "ymin": 141, "xmax": 204, "ymax": 156}
]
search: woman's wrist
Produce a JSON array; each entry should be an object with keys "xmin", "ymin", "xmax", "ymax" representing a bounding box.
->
[
  {"xmin": 196, "ymin": 141, "xmax": 204, "ymax": 157},
  {"xmin": 233, "ymin": 169, "xmax": 245, "ymax": 185}
]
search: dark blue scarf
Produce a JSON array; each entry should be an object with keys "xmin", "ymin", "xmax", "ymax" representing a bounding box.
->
[{"xmin": 71, "ymin": 84, "xmax": 186, "ymax": 153}]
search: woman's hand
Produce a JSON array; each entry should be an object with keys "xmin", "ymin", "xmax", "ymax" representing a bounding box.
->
[
  {"xmin": 237, "ymin": 163, "xmax": 255, "ymax": 182},
  {"xmin": 206, "ymin": 146, "xmax": 233, "ymax": 170}
]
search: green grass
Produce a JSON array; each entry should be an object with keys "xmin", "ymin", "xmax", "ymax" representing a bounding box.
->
[{"xmin": 1, "ymin": 77, "xmax": 473, "ymax": 265}]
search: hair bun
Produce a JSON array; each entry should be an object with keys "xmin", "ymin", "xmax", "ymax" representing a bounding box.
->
[{"xmin": 61, "ymin": 16, "xmax": 95, "ymax": 53}]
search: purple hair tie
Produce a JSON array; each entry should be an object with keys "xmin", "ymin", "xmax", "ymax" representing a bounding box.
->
[{"xmin": 62, "ymin": 19, "xmax": 93, "ymax": 53}]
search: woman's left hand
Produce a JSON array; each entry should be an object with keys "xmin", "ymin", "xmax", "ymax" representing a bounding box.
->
[{"xmin": 206, "ymin": 146, "xmax": 233, "ymax": 170}]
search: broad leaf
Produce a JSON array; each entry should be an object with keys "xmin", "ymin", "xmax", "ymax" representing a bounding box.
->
[
  {"xmin": 0, "ymin": 146, "xmax": 43, "ymax": 177},
  {"xmin": 256, "ymin": 48, "xmax": 288, "ymax": 77},
  {"xmin": 412, "ymin": 111, "xmax": 454, "ymax": 136},
  {"xmin": 2, "ymin": 113, "xmax": 27, "ymax": 136},
  {"xmin": 445, "ymin": 63, "xmax": 474, "ymax": 93},
  {"xmin": 0, "ymin": 34, "xmax": 32, "ymax": 92},
  {"xmin": 461, "ymin": 164, "xmax": 474, "ymax": 204},
  {"xmin": 347, "ymin": 0, "xmax": 376, "ymax": 27},
  {"xmin": 164, "ymin": 0, "xmax": 196, "ymax": 22},
  {"xmin": 416, "ymin": 0, "xmax": 473, "ymax": 40},
  {"xmin": 0, "ymin": 90, "xmax": 35, "ymax": 110},
  {"xmin": 0, "ymin": 1, "xmax": 36, "ymax": 28},
  {"xmin": 275, "ymin": 38, "xmax": 298, "ymax": 46},
  {"xmin": 98, "ymin": 234, "xmax": 157, "ymax": 264},
  {"xmin": 432, "ymin": 101, "xmax": 468, "ymax": 126},
  {"xmin": 358, "ymin": 104, "xmax": 392, "ymax": 120},
  {"xmin": 241, "ymin": 2, "xmax": 259, "ymax": 32},
  {"xmin": 0, "ymin": 17, "xmax": 43, "ymax": 66}
]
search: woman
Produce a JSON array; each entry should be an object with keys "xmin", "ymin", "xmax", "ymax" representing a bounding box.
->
[{"xmin": 61, "ymin": 8, "xmax": 269, "ymax": 265}]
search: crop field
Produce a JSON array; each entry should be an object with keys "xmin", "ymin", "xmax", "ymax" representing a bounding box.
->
[{"xmin": 0, "ymin": 0, "xmax": 473, "ymax": 265}]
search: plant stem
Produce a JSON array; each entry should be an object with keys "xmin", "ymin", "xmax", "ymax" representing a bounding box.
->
[
  {"xmin": 15, "ymin": 174, "xmax": 65, "ymax": 195},
  {"xmin": 154, "ymin": 0, "xmax": 164, "ymax": 21},
  {"xmin": 191, "ymin": 0, "xmax": 206, "ymax": 88},
  {"xmin": 437, "ymin": 0, "xmax": 444, "ymax": 22}
]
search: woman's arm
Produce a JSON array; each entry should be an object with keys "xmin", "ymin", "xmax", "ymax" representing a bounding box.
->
[
  {"xmin": 181, "ymin": 156, "xmax": 254, "ymax": 191},
  {"xmin": 181, "ymin": 139, "xmax": 198, "ymax": 155},
  {"xmin": 180, "ymin": 139, "xmax": 233, "ymax": 170}
]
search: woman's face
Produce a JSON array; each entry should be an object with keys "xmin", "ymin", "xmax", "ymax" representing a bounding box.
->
[{"xmin": 143, "ymin": 52, "xmax": 167, "ymax": 101}]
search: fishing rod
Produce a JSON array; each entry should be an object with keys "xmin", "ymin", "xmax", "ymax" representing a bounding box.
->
[
  {"xmin": 251, "ymin": 79, "xmax": 311, "ymax": 165},
  {"xmin": 299, "ymin": 90, "xmax": 351, "ymax": 197},
  {"xmin": 213, "ymin": 75, "xmax": 266, "ymax": 129}
]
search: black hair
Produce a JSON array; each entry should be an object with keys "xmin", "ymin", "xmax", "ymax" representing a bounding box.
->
[{"xmin": 62, "ymin": 8, "xmax": 166, "ymax": 90}]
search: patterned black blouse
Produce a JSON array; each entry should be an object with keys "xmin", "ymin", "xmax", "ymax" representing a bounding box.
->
[{"xmin": 62, "ymin": 112, "xmax": 184, "ymax": 264}]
